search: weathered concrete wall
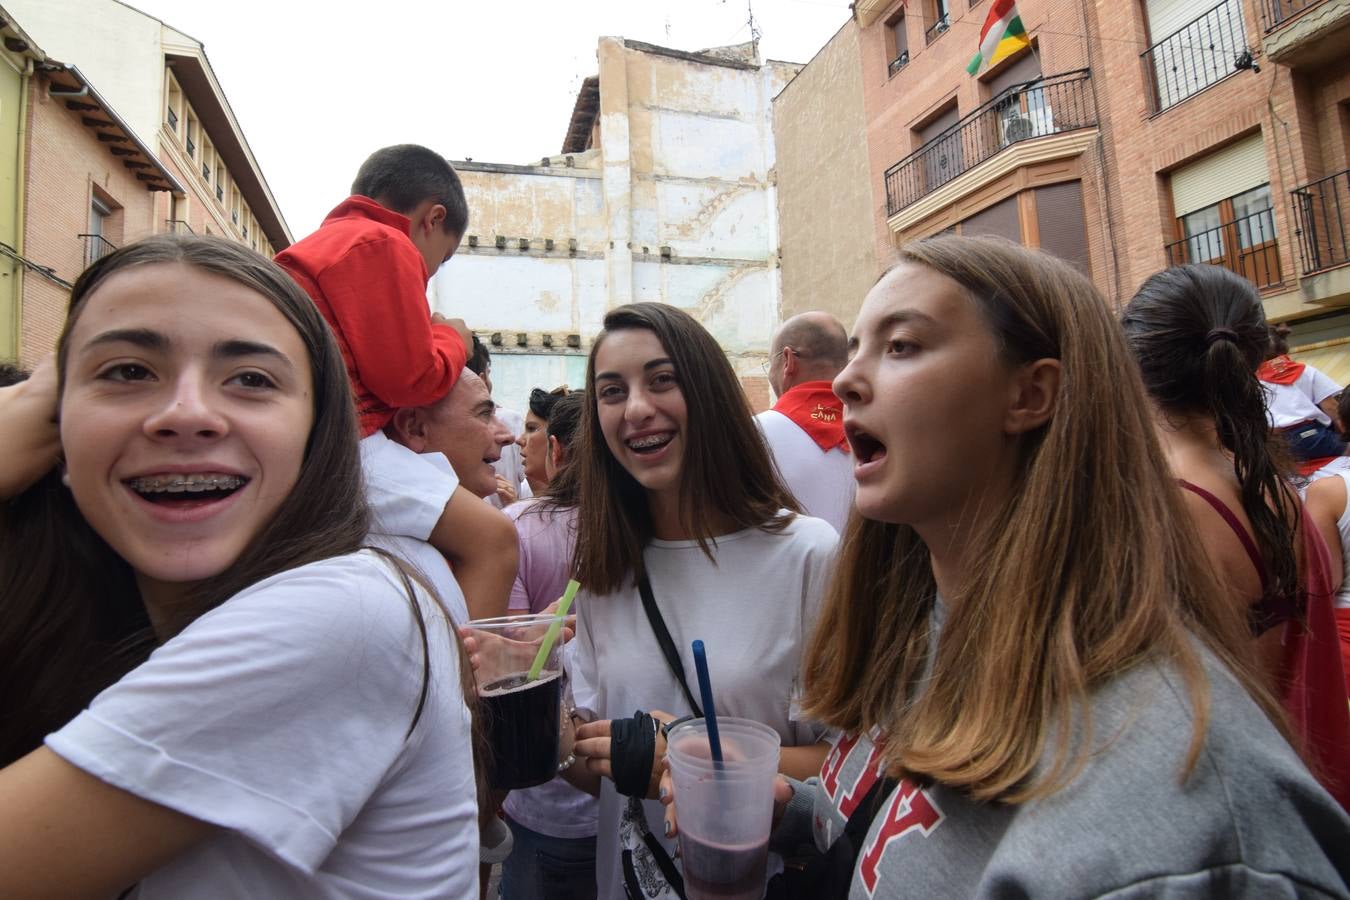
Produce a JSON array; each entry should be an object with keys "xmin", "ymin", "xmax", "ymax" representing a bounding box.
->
[
  {"xmin": 430, "ymin": 38, "xmax": 800, "ymax": 410},
  {"xmin": 773, "ymin": 20, "xmax": 877, "ymax": 329}
]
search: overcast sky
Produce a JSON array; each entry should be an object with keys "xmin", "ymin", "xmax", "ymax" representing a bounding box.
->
[{"xmin": 124, "ymin": 0, "xmax": 853, "ymax": 237}]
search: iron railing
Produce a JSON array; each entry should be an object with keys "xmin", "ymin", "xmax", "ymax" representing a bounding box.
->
[
  {"xmin": 165, "ymin": 219, "xmax": 195, "ymax": 235},
  {"xmin": 888, "ymin": 50, "xmax": 910, "ymax": 77},
  {"xmin": 1258, "ymin": 0, "xmax": 1326, "ymax": 31},
  {"xmin": 884, "ymin": 69, "xmax": 1096, "ymax": 217},
  {"xmin": 78, "ymin": 233, "xmax": 117, "ymax": 267},
  {"xmin": 1291, "ymin": 168, "xmax": 1350, "ymax": 276},
  {"xmin": 1164, "ymin": 207, "xmax": 1282, "ymax": 289},
  {"xmin": 1142, "ymin": 0, "xmax": 1249, "ymax": 115},
  {"xmin": 924, "ymin": 13, "xmax": 950, "ymax": 45}
]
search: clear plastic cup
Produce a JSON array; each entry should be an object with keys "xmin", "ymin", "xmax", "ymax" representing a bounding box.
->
[
  {"xmin": 466, "ymin": 613, "xmax": 566, "ymax": 790},
  {"xmin": 666, "ymin": 718, "xmax": 781, "ymax": 900}
]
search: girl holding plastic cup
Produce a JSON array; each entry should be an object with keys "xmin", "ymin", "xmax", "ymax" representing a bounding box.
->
[
  {"xmin": 564, "ymin": 302, "xmax": 838, "ymax": 899},
  {"xmin": 662, "ymin": 236, "xmax": 1350, "ymax": 896},
  {"xmin": 0, "ymin": 235, "xmax": 483, "ymax": 897}
]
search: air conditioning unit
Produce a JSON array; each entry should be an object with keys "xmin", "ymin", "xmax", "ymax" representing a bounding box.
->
[{"xmin": 1003, "ymin": 113, "xmax": 1035, "ymax": 143}]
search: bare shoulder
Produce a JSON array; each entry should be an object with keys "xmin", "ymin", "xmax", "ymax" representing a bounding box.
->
[{"xmin": 1305, "ymin": 473, "xmax": 1348, "ymax": 523}]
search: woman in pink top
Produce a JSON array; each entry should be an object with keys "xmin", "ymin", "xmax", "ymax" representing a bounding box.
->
[{"xmin": 1121, "ymin": 264, "xmax": 1350, "ymax": 810}]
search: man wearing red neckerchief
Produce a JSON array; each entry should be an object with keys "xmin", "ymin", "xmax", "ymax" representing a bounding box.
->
[
  {"xmin": 754, "ymin": 312, "xmax": 855, "ymax": 533},
  {"xmin": 1258, "ymin": 322, "xmax": 1345, "ymax": 463}
]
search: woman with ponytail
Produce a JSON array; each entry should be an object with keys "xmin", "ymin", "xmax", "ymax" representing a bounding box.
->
[{"xmin": 1122, "ymin": 263, "xmax": 1350, "ymax": 810}]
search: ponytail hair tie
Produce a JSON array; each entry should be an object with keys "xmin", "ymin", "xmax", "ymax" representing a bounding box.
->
[{"xmin": 1205, "ymin": 327, "xmax": 1238, "ymax": 347}]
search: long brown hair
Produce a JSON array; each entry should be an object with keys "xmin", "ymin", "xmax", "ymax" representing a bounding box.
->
[
  {"xmin": 802, "ymin": 236, "xmax": 1282, "ymax": 803},
  {"xmin": 1121, "ymin": 264, "xmax": 1298, "ymax": 626},
  {"xmin": 0, "ymin": 237, "xmax": 480, "ymax": 798},
  {"xmin": 572, "ymin": 302, "xmax": 798, "ymax": 594}
]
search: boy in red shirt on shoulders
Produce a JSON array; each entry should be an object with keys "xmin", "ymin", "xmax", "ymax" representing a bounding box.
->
[{"xmin": 276, "ymin": 144, "xmax": 515, "ymax": 619}]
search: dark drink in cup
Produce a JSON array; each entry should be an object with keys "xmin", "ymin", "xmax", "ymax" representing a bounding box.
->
[
  {"xmin": 481, "ymin": 668, "xmax": 563, "ymax": 789},
  {"xmin": 678, "ymin": 835, "xmax": 769, "ymax": 899}
]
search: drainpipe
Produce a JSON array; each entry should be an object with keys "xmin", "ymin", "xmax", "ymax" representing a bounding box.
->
[{"xmin": 11, "ymin": 57, "xmax": 32, "ymax": 361}]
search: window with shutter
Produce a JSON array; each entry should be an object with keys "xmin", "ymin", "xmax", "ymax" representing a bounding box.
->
[
  {"xmin": 961, "ymin": 195, "xmax": 1021, "ymax": 242},
  {"xmin": 1035, "ymin": 181, "xmax": 1090, "ymax": 274},
  {"xmin": 917, "ymin": 104, "xmax": 963, "ymax": 193}
]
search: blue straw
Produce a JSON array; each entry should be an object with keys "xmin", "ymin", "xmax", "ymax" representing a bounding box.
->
[{"xmin": 692, "ymin": 640, "xmax": 723, "ymax": 764}]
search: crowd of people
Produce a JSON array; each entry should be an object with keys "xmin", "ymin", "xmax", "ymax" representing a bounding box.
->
[{"xmin": 0, "ymin": 143, "xmax": 1349, "ymax": 899}]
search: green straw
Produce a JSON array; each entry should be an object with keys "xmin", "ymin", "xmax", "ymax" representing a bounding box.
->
[{"xmin": 526, "ymin": 579, "xmax": 580, "ymax": 681}]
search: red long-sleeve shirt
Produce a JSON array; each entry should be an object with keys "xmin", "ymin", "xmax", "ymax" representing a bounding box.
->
[{"xmin": 275, "ymin": 196, "xmax": 465, "ymax": 436}]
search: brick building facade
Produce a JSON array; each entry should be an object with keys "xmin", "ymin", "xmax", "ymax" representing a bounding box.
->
[
  {"xmin": 4, "ymin": 0, "xmax": 289, "ymax": 365},
  {"xmin": 18, "ymin": 65, "xmax": 178, "ymax": 366},
  {"xmin": 828, "ymin": 0, "xmax": 1350, "ymax": 375}
]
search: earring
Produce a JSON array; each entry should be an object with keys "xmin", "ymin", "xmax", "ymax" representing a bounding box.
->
[{"xmin": 61, "ymin": 470, "xmax": 71, "ymax": 487}]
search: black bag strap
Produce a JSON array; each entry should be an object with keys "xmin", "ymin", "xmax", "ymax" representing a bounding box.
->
[
  {"xmin": 637, "ymin": 573, "xmax": 703, "ymax": 718},
  {"xmin": 842, "ymin": 774, "xmax": 898, "ymax": 849},
  {"xmin": 764, "ymin": 772, "xmax": 899, "ymax": 900}
]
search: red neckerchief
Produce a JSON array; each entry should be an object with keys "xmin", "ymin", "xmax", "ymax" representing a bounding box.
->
[
  {"xmin": 1257, "ymin": 354, "xmax": 1306, "ymax": 386},
  {"xmin": 773, "ymin": 381, "xmax": 849, "ymax": 452}
]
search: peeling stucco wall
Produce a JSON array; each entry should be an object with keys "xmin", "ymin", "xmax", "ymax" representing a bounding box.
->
[{"xmin": 430, "ymin": 37, "xmax": 800, "ymax": 412}]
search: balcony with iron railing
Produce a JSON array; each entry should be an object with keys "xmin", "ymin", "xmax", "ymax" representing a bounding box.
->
[
  {"xmin": 1292, "ymin": 168, "xmax": 1350, "ymax": 276},
  {"xmin": 924, "ymin": 13, "xmax": 950, "ymax": 45},
  {"xmin": 1258, "ymin": 0, "xmax": 1327, "ymax": 31},
  {"xmin": 1257, "ymin": 0, "xmax": 1349, "ymax": 64},
  {"xmin": 884, "ymin": 69, "xmax": 1096, "ymax": 217},
  {"xmin": 888, "ymin": 50, "xmax": 910, "ymax": 77},
  {"xmin": 78, "ymin": 233, "xmax": 116, "ymax": 267},
  {"xmin": 1141, "ymin": 0, "xmax": 1251, "ymax": 116},
  {"xmin": 1164, "ymin": 206, "xmax": 1282, "ymax": 290}
]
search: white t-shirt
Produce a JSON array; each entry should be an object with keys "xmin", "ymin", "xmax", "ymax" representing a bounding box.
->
[
  {"xmin": 755, "ymin": 409, "xmax": 854, "ymax": 534},
  {"xmin": 1263, "ymin": 364, "xmax": 1341, "ymax": 429},
  {"xmin": 364, "ymin": 434, "xmax": 471, "ymax": 624},
  {"xmin": 361, "ymin": 430, "xmax": 460, "ymax": 542},
  {"xmin": 570, "ymin": 514, "xmax": 839, "ymax": 900},
  {"xmin": 46, "ymin": 551, "xmax": 480, "ymax": 899}
]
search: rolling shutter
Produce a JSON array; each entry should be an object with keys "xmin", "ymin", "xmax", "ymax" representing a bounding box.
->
[
  {"xmin": 962, "ymin": 195, "xmax": 1021, "ymax": 242},
  {"xmin": 1170, "ymin": 134, "xmax": 1268, "ymax": 217},
  {"xmin": 1036, "ymin": 181, "xmax": 1090, "ymax": 274},
  {"xmin": 1145, "ymin": 0, "xmax": 1211, "ymax": 44}
]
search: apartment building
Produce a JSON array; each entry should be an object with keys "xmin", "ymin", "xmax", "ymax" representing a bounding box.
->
[
  {"xmin": 10, "ymin": 0, "xmax": 290, "ymax": 256},
  {"xmin": 1, "ymin": 0, "xmax": 291, "ymax": 364},
  {"xmin": 781, "ymin": 0, "xmax": 1349, "ymax": 373}
]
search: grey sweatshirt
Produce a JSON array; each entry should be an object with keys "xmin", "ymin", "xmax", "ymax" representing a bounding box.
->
[{"xmin": 780, "ymin": 648, "xmax": 1350, "ymax": 898}]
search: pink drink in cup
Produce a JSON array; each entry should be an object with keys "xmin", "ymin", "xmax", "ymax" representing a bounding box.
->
[{"xmin": 666, "ymin": 718, "xmax": 781, "ymax": 900}]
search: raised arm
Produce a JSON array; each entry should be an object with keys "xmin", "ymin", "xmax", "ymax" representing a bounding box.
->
[{"xmin": 0, "ymin": 355, "xmax": 61, "ymax": 501}]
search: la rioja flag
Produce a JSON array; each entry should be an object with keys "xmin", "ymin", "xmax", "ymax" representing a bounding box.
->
[{"xmin": 967, "ymin": 0, "xmax": 1030, "ymax": 74}]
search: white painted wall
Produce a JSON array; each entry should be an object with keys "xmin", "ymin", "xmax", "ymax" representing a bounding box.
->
[{"xmin": 10, "ymin": 0, "xmax": 167, "ymax": 148}]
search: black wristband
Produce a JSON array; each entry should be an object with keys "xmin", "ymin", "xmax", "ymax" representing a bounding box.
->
[{"xmin": 610, "ymin": 710, "xmax": 657, "ymax": 797}]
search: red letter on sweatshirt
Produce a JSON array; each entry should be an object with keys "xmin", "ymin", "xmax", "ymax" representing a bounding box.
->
[
  {"xmin": 820, "ymin": 732, "xmax": 861, "ymax": 800},
  {"xmin": 858, "ymin": 780, "xmax": 943, "ymax": 894}
]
